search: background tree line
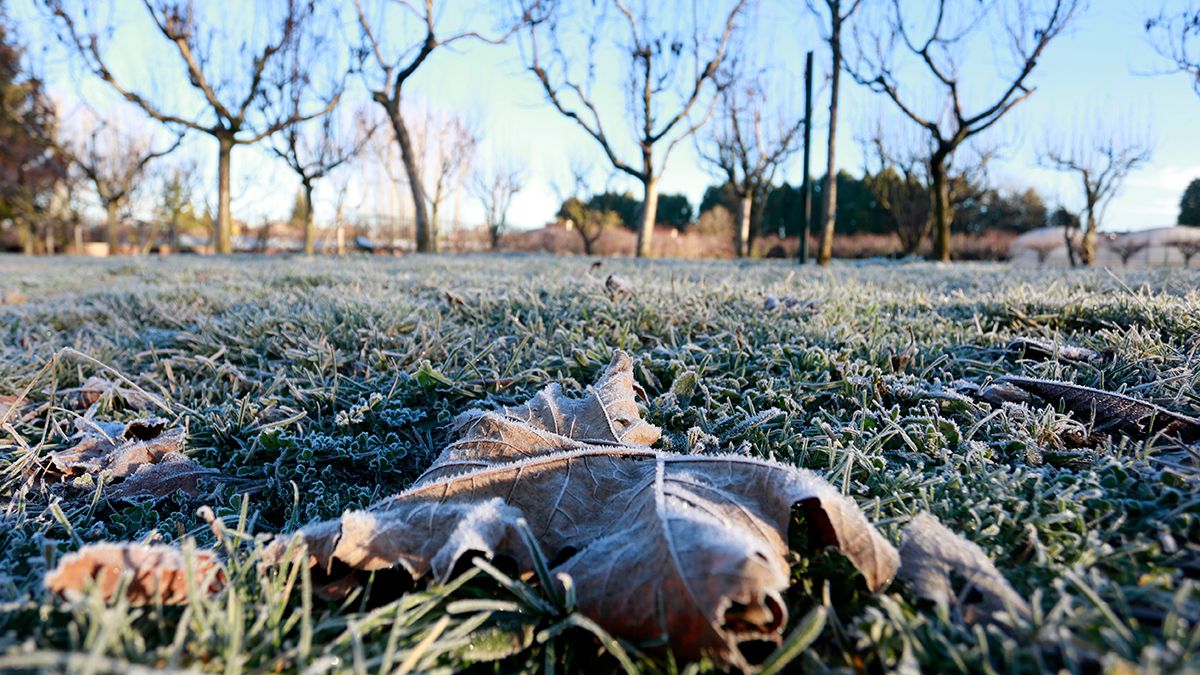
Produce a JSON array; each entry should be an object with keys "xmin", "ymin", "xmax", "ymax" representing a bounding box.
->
[{"xmin": 1, "ymin": 0, "xmax": 1198, "ymax": 263}]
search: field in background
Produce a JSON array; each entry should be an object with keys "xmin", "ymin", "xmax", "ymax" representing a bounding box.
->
[{"xmin": 1, "ymin": 255, "xmax": 1197, "ymax": 672}]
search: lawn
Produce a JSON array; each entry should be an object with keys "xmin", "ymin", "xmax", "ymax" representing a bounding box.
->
[{"xmin": 0, "ymin": 254, "xmax": 1197, "ymax": 673}]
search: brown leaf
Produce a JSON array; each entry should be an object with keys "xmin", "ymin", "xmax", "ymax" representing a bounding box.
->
[
  {"xmin": 763, "ymin": 295, "xmax": 819, "ymax": 313},
  {"xmin": 49, "ymin": 418, "xmax": 184, "ymax": 480},
  {"xmin": 66, "ymin": 376, "xmax": 163, "ymax": 411},
  {"xmin": 1007, "ymin": 337, "xmax": 1105, "ymax": 364},
  {"xmin": 267, "ymin": 351, "xmax": 898, "ymax": 667},
  {"xmin": 898, "ymin": 513, "xmax": 1031, "ymax": 625},
  {"xmin": 45, "ymin": 542, "xmax": 224, "ymax": 605},
  {"xmin": 1001, "ymin": 376, "xmax": 1200, "ymax": 442},
  {"xmin": 604, "ymin": 274, "xmax": 634, "ymax": 298},
  {"xmin": 105, "ymin": 453, "xmax": 219, "ymax": 503},
  {"xmin": 0, "ymin": 394, "xmax": 31, "ymax": 422}
]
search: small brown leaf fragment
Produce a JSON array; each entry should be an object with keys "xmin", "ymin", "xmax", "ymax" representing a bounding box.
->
[
  {"xmin": 1007, "ymin": 337, "xmax": 1105, "ymax": 364},
  {"xmin": 1001, "ymin": 376, "xmax": 1200, "ymax": 442},
  {"xmin": 604, "ymin": 274, "xmax": 634, "ymax": 299},
  {"xmin": 898, "ymin": 513, "xmax": 1031, "ymax": 624},
  {"xmin": 49, "ymin": 418, "xmax": 184, "ymax": 480},
  {"xmin": 763, "ymin": 295, "xmax": 819, "ymax": 313},
  {"xmin": 105, "ymin": 453, "xmax": 219, "ymax": 503},
  {"xmin": 0, "ymin": 394, "xmax": 29, "ymax": 422},
  {"xmin": 266, "ymin": 351, "xmax": 898, "ymax": 668},
  {"xmin": 66, "ymin": 376, "xmax": 162, "ymax": 411},
  {"xmin": 979, "ymin": 381, "xmax": 1034, "ymax": 406},
  {"xmin": 45, "ymin": 542, "xmax": 223, "ymax": 605}
]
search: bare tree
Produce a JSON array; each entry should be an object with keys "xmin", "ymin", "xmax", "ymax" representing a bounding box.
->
[
  {"xmin": 269, "ymin": 48, "xmax": 375, "ymax": 254},
  {"xmin": 861, "ymin": 117, "xmax": 990, "ymax": 256},
  {"xmin": 53, "ymin": 110, "xmax": 181, "ymax": 254},
  {"xmin": 848, "ymin": 0, "xmax": 1081, "ymax": 261},
  {"xmin": 422, "ymin": 112, "xmax": 477, "ymax": 252},
  {"xmin": 352, "ymin": 0, "xmax": 525, "ymax": 253},
  {"xmin": 808, "ymin": 0, "xmax": 863, "ymax": 266},
  {"xmin": 472, "ymin": 161, "xmax": 526, "ymax": 250},
  {"xmin": 1039, "ymin": 115, "xmax": 1153, "ymax": 265},
  {"xmin": 1108, "ymin": 237, "xmax": 1149, "ymax": 267},
  {"xmin": 553, "ymin": 156, "xmax": 618, "ymax": 255},
  {"xmin": 862, "ymin": 126, "xmax": 930, "ymax": 256},
  {"xmin": 1171, "ymin": 238, "xmax": 1200, "ymax": 266},
  {"xmin": 1146, "ymin": 4, "xmax": 1200, "ymax": 94},
  {"xmin": 699, "ymin": 70, "xmax": 803, "ymax": 257},
  {"xmin": 157, "ymin": 160, "xmax": 196, "ymax": 252},
  {"xmin": 44, "ymin": 0, "xmax": 338, "ymax": 254},
  {"xmin": 524, "ymin": 0, "xmax": 747, "ymax": 258}
]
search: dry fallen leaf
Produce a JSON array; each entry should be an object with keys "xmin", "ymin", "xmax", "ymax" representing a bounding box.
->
[
  {"xmin": 604, "ymin": 274, "xmax": 634, "ymax": 298},
  {"xmin": 1001, "ymin": 376, "xmax": 1200, "ymax": 442},
  {"xmin": 1007, "ymin": 337, "xmax": 1105, "ymax": 364},
  {"xmin": 50, "ymin": 418, "xmax": 184, "ymax": 480},
  {"xmin": 898, "ymin": 513, "xmax": 1031, "ymax": 625},
  {"xmin": 0, "ymin": 394, "xmax": 30, "ymax": 422},
  {"xmin": 266, "ymin": 351, "xmax": 899, "ymax": 667},
  {"xmin": 66, "ymin": 375, "xmax": 163, "ymax": 411},
  {"xmin": 106, "ymin": 454, "xmax": 219, "ymax": 503},
  {"xmin": 44, "ymin": 418, "xmax": 216, "ymax": 502},
  {"xmin": 763, "ymin": 295, "xmax": 819, "ymax": 313},
  {"xmin": 45, "ymin": 542, "xmax": 223, "ymax": 605}
]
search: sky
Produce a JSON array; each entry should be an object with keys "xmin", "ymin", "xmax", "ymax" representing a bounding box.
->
[{"xmin": 11, "ymin": 0, "xmax": 1200, "ymax": 234}]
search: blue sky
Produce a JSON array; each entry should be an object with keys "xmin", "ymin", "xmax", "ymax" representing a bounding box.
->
[{"xmin": 13, "ymin": 0, "xmax": 1200, "ymax": 233}]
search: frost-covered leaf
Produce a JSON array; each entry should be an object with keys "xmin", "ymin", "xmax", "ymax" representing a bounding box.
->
[
  {"xmin": 0, "ymin": 394, "xmax": 31, "ymax": 422},
  {"xmin": 604, "ymin": 274, "xmax": 634, "ymax": 298},
  {"xmin": 49, "ymin": 418, "xmax": 184, "ymax": 480},
  {"xmin": 66, "ymin": 375, "xmax": 163, "ymax": 411},
  {"xmin": 763, "ymin": 295, "xmax": 819, "ymax": 313},
  {"xmin": 1001, "ymin": 376, "xmax": 1200, "ymax": 442},
  {"xmin": 105, "ymin": 454, "xmax": 220, "ymax": 503},
  {"xmin": 45, "ymin": 542, "xmax": 224, "ymax": 605},
  {"xmin": 266, "ymin": 351, "xmax": 899, "ymax": 667},
  {"xmin": 1007, "ymin": 338, "xmax": 1105, "ymax": 364},
  {"xmin": 44, "ymin": 418, "xmax": 216, "ymax": 503},
  {"xmin": 898, "ymin": 513, "xmax": 1031, "ymax": 625}
]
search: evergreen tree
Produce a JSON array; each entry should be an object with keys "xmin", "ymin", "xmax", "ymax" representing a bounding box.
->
[
  {"xmin": 1180, "ymin": 179, "xmax": 1200, "ymax": 225},
  {"xmin": 0, "ymin": 6, "xmax": 63, "ymax": 252}
]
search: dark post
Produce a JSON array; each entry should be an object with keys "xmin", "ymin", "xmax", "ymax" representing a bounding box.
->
[{"xmin": 799, "ymin": 50, "xmax": 814, "ymax": 264}]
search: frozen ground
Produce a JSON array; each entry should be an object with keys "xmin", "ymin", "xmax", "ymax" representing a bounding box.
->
[{"xmin": 0, "ymin": 254, "xmax": 1197, "ymax": 672}]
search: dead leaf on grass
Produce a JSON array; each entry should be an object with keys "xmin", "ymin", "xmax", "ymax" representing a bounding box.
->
[
  {"xmin": 1007, "ymin": 337, "xmax": 1105, "ymax": 364},
  {"xmin": 1000, "ymin": 376, "xmax": 1200, "ymax": 442},
  {"xmin": 763, "ymin": 295, "xmax": 819, "ymax": 313},
  {"xmin": 45, "ymin": 417, "xmax": 216, "ymax": 502},
  {"xmin": 45, "ymin": 542, "xmax": 223, "ymax": 605},
  {"xmin": 898, "ymin": 513, "xmax": 1031, "ymax": 625},
  {"xmin": 0, "ymin": 394, "xmax": 32, "ymax": 423},
  {"xmin": 65, "ymin": 375, "xmax": 163, "ymax": 411},
  {"xmin": 604, "ymin": 274, "xmax": 634, "ymax": 298},
  {"xmin": 266, "ymin": 351, "xmax": 899, "ymax": 667},
  {"xmin": 49, "ymin": 418, "xmax": 183, "ymax": 479}
]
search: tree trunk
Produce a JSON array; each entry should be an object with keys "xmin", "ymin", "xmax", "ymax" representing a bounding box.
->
[
  {"xmin": 216, "ymin": 134, "xmax": 234, "ymax": 254},
  {"xmin": 736, "ymin": 192, "xmax": 753, "ymax": 258},
  {"xmin": 430, "ymin": 199, "xmax": 441, "ymax": 253},
  {"xmin": 636, "ymin": 176, "xmax": 658, "ymax": 258},
  {"xmin": 490, "ymin": 223, "xmax": 502, "ymax": 251},
  {"xmin": 169, "ymin": 213, "xmax": 180, "ymax": 253},
  {"xmin": 105, "ymin": 200, "xmax": 120, "ymax": 255},
  {"xmin": 1064, "ymin": 223, "xmax": 1079, "ymax": 266},
  {"xmin": 17, "ymin": 218, "xmax": 34, "ymax": 255},
  {"xmin": 1081, "ymin": 207, "xmax": 1098, "ymax": 265},
  {"xmin": 385, "ymin": 100, "xmax": 433, "ymax": 253},
  {"xmin": 930, "ymin": 158, "xmax": 951, "ymax": 262},
  {"xmin": 302, "ymin": 179, "xmax": 316, "ymax": 255},
  {"xmin": 817, "ymin": 8, "xmax": 842, "ymax": 267}
]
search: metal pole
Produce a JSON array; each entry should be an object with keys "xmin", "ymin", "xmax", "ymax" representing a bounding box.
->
[{"xmin": 799, "ymin": 50, "xmax": 814, "ymax": 264}]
